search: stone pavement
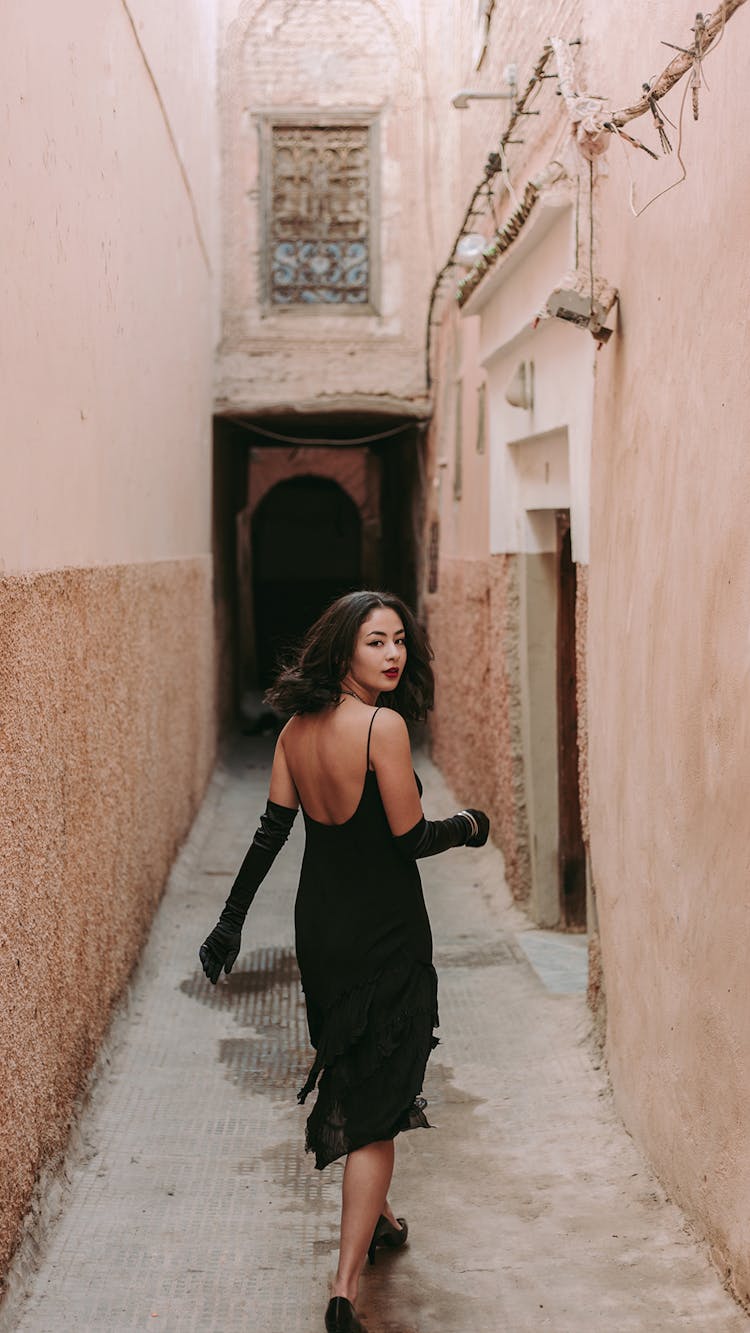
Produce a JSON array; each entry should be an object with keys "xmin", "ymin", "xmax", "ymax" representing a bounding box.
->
[{"xmin": 5, "ymin": 738, "xmax": 747, "ymax": 1332}]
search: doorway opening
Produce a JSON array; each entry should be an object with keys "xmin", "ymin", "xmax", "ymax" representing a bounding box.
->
[
  {"xmin": 212, "ymin": 411, "xmax": 425, "ymax": 728},
  {"xmin": 518, "ymin": 505, "xmax": 586, "ymax": 929},
  {"xmin": 556, "ymin": 510, "xmax": 586, "ymax": 928},
  {"xmin": 252, "ymin": 476, "xmax": 362, "ymax": 687}
]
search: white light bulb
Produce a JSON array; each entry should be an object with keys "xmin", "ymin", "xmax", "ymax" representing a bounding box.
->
[{"xmin": 455, "ymin": 233, "xmax": 487, "ymax": 268}]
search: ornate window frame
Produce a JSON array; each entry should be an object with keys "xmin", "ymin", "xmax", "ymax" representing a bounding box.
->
[{"xmin": 258, "ymin": 110, "xmax": 381, "ymax": 316}]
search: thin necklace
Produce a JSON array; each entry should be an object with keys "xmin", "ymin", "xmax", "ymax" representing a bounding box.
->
[{"xmin": 340, "ymin": 686, "xmax": 368, "ymax": 705}]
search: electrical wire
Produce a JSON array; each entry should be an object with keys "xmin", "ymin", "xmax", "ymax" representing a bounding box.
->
[
  {"xmin": 425, "ymin": 42, "xmax": 558, "ymax": 387},
  {"xmin": 223, "ymin": 417, "xmax": 424, "ymax": 447},
  {"xmin": 612, "ymin": 0, "xmax": 729, "ymax": 217},
  {"xmin": 426, "ymin": 0, "xmax": 744, "ymax": 358}
]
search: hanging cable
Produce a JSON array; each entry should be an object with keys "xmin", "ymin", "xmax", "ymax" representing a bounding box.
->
[
  {"xmin": 426, "ymin": 0, "xmax": 746, "ymax": 355},
  {"xmin": 223, "ymin": 417, "xmax": 424, "ymax": 447},
  {"xmin": 425, "ymin": 42, "xmax": 559, "ymax": 386}
]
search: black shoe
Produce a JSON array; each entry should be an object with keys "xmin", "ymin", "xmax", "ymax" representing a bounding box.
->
[
  {"xmin": 324, "ymin": 1297, "xmax": 367, "ymax": 1332},
  {"xmin": 367, "ymin": 1214, "xmax": 409, "ymax": 1265}
]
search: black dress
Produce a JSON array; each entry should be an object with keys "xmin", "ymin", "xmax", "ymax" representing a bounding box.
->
[{"xmin": 295, "ymin": 709, "xmax": 439, "ymax": 1170}]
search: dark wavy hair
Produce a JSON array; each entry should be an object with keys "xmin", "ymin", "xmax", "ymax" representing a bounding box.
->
[{"xmin": 265, "ymin": 589, "xmax": 434, "ymax": 721}]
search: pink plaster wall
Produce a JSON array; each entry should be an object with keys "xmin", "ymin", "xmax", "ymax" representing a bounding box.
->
[
  {"xmin": 0, "ymin": 559, "xmax": 215, "ymax": 1282},
  {"xmin": 217, "ymin": 0, "xmax": 434, "ymax": 412},
  {"xmin": 584, "ymin": 0, "xmax": 750, "ymax": 1300},
  {"xmin": 0, "ymin": 0, "xmax": 218, "ymax": 1287},
  {"xmin": 1, "ymin": 0, "xmax": 216, "ymax": 573},
  {"xmin": 423, "ymin": 0, "xmax": 750, "ymax": 1296},
  {"xmin": 427, "ymin": 555, "xmax": 530, "ymax": 902},
  {"xmin": 417, "ymin": 0, "xmax": 579, "ymax": 903},
  {"xmin": 575, "ymin": 563, "xmax": 589, "ymax": 850},
  {"xmin": 453, "ymin": 316, "xmax": 490, "ymax": 561},
  {"xmin": 423, "ymin": 0, "xmax": 583, "ymax": 306}
]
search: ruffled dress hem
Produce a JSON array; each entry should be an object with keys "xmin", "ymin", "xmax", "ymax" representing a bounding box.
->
[{"xmin": 297, "ymin": 952, "xmax": 439, "ymax": 1170}]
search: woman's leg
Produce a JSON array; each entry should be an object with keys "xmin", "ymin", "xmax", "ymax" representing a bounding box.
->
[
  {"xmin": 332, "ymin": 1139, "xmax": 395, "ymax": 1302},
  {"xmin": 380, "ymin": 1199, "xmax": 403, "ymax": 1230}
]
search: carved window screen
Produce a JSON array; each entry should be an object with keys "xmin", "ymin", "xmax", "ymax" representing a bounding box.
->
[{"xmin": 269, "ymin": 124, "xmax": 372, "ymax": 307}]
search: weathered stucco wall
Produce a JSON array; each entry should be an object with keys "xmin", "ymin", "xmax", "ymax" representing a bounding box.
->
[
  {"xmin": 585, "ymin": 0, "xmax": 750, "ymax": 1302},
  {"xmin": 575, "ymin": 564, "xmax": 589, "ymax": 851},
  {"xmin": 1, "ymin": 0, "xmax": 217, "ymax": 1287},
  {"xmin": 423, "ymin": 0, "xmax": 750, "ymax": 1299},
  {"xmin": 0, "ymin": 560, "xmax": 214, "ymax": 1280},
  {"xmin": 216, "ymin": 0, "xmax": 437, "ymax": 412},
  {"xmin": 1, "ymin": 0, "xmax": 216, "ymax": 573},
  {"xmin": 424, "ymin": 0, "xmax": 583, "ymax": 285},
  {"xmin": 421, "ymin": 0, "xmax": 585, "ymax": 911},
  {"xmin": 427, "ymin": 555, "xmax": 530, "ymax": 902}
]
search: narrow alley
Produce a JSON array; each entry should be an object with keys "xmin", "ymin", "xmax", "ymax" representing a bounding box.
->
[
  {"xmin": 6, "ymin": 741, "xmax": 744, "ymax": 1333},
  {"xmin": 4, "ymin": 0, "xmax": 750, "ymax": 1327}
]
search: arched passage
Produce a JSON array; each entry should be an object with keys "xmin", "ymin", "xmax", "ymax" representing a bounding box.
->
[
  {"xmin": 212, "ymin": 411, "xmax": 424, "ymax": 727},
  {"xmin": 252, "ymin": 475, "xmax": 362, "ymax": 686}
]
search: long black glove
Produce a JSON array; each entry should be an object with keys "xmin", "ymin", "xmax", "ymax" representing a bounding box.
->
[
  {"xmin": 395, "ymin": 807, "xmax": 489, "ymax": 860},
  {"xmin": 199, "ymin": 799, "xmax": 297, "ymax": 984}
]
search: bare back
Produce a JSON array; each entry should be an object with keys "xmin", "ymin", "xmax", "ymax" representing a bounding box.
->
[
  {"xmin": 269, "ymin": 699, "xmax": 423, "ymax": 835},
  {"xmin": 280, "ymin": 703, "xmax": 380, "ymax": 826}
]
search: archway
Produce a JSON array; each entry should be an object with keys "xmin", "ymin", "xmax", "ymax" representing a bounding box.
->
[
  {"xmin": 212, "ymin": 411, "xmax": 425, "ymax": 726},
  {"xmin": 252, "ymin": 475, "xmax": 362, "ymax": 686}
]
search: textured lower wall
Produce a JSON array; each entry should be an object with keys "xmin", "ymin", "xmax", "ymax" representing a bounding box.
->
[
  {"xmin": 0, "ymin": 558, "xmax": 215, "ymax": 1283},
  {"xmin": 575, "ymin": 563, "xmax": 589, "ymax": 849},
  {"xmin": 426, "ymin": 555, "xmax": 530, "ymax": 901},
  {"xmin": 575, "ymin": 565, "xmax": 606, "ymax": 1040}
]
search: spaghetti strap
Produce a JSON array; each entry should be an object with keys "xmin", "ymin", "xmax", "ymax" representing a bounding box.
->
[{"xmin": 366, "ymin": 706, "xmax": 381, "ymax": 772}]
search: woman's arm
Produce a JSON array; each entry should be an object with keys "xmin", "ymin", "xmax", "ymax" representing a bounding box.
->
[
  {"xmin": 268, "ymin": 722, "xmax": 300, "ymax": 809},
  {"xmin": 368, "ymin": 708, "xmax": 423, "ymax": 835},
  {"xmin": 198, "ymin": 729, "xmax": 299, "ymax": 983},
  {"xmin": 370, "ymin": 710, "xmax": 489, "ymax": 857}
]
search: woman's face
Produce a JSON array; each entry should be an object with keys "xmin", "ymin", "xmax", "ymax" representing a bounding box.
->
[{"xmin": 346, "ymin": 606, "xmax": 407, "ymax": 700}]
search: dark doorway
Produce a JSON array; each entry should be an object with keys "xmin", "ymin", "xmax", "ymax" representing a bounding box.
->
[
  {"xmin": 212, "ymin": 411, "xmax": 425, "ymax": 727},
  {"xmin": 212, "ymin": 417, "xmax": 250, "ymax": 731},
  {"xmin": 252, "ymin": 476, "xmax": 362, "ymax": 687},
  {"xmin": 556, "ymin": 510, "xmax": 586, "ymax": 928}
]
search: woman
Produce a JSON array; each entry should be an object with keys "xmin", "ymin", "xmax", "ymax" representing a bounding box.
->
[{"xmin": 199, "ymin": 590, "xmax": 489, "ymax": 1333}]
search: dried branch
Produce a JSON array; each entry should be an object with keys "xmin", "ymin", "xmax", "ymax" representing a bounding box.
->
[
  {"xmin": 424, "ymin": 0, "xmax": 749, "ymax": 384},
  {"xmin": 610, "ymin": 0, "xmax": 747, "ymax": 126}
]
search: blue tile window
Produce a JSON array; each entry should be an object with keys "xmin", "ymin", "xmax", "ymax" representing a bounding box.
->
[{"xmin": 270, "ymin": 125, "xmax": 371, "ymax": 307}]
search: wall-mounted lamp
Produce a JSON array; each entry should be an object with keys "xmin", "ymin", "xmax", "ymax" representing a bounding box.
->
[
  {"xmin": 504, "ymin": 360, "xmax": 534, "ymax": 410},
  {"xmin": 452, "ymin": 65, "xmax": 517, "ymax": 110},
  {"xmin": 454, "ymin": 233, "xmax": 487, "ymax": 268}
]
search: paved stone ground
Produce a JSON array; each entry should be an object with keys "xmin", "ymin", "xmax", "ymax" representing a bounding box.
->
[{"xmin": 5, "ymin": 738, "xmax": 747, "ymax": 1332}]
